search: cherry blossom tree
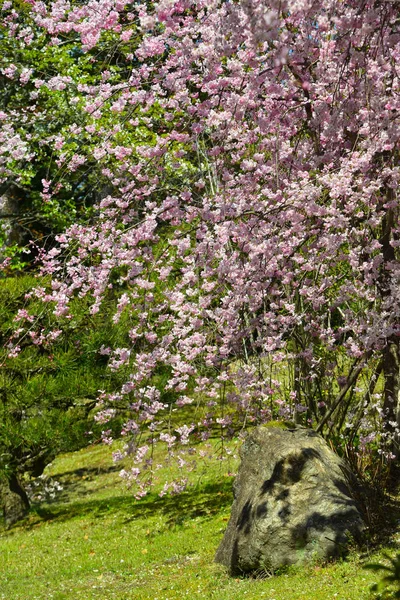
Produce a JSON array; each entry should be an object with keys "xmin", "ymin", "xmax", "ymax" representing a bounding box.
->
[{"xmin": 3, "ymin": 0, "xmax": 400, "ymax": 495}]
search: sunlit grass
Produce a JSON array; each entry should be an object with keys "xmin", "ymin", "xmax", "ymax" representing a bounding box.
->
[{"xmin": 1, "ymin": 441, "xmax": 399, "ymax": 600}]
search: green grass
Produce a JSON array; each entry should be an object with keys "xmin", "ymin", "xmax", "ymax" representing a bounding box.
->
[{"xmin": 1, "ymin": 442, "xmax": 399, "ymax": 600}]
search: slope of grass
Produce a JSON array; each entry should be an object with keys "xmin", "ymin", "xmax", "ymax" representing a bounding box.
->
[{"xmin": 1, "ymin": 441, "xmax": 399, "ymax": 600}]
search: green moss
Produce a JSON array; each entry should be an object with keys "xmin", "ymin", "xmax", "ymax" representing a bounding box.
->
[{"xmin": 263, "ymin": 420, "xmax": 297, "ymax": 430}]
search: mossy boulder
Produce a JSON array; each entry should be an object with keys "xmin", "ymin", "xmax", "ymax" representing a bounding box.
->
[{"xmin": 215, "ymin": 426, "xmax": 365, "ymax": 575}]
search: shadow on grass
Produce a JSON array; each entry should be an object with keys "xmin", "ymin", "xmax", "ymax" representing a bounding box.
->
[
  {"xmin": 38, "ymin": 464, "xmax": 123, "ymax": 505},
  {"xmin": 56, "ymin": 464, "xmax": 122, "ymax": 479},
  {"xmin": 28, "ymin": 478, "xmax": 233, "ymax": 529}
]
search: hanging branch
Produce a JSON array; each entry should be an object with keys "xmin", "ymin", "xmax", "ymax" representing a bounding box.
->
[{"xmin": 316, "ymin": 352, "xmax": 373, "ymax": 435}]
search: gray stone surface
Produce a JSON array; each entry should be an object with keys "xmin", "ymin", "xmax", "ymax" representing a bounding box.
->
[{"xmin": 215, "ymin": 425, "xmax": 365, "ymax": 574}]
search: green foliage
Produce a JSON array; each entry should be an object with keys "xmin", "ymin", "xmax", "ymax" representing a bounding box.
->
[
  {"xmin": 365, "ymin": 553, "xmax": 400, "ymax": 599},
  {"xmin": 0, "ymin": 273, "xmax": 131, "ymax": 486}
]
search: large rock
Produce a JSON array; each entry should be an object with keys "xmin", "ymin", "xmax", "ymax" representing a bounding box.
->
[{"xmin": 215, "ymin": 425, "xmax": 365, "ymax": 574}]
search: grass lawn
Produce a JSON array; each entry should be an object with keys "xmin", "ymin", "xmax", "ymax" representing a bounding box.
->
[{"xmin": 1, "ymin": 441, "xmax": 400, "ymax": 600}]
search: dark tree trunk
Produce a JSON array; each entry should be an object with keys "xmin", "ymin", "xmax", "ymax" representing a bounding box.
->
[
  {"xmin": 382, "ymin": 340, "xmax": 400, "ymax": 456},
  {"xmin": 1, "ymin": 474, "xmax": 30, "ymax": 527},
  {"xmin": 0, "ymin": 185, "xmax": 25, "ymax": 255},
  {"xmin": 379, "ymin": 197, "xmax": 400, "ymax": 463}
]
